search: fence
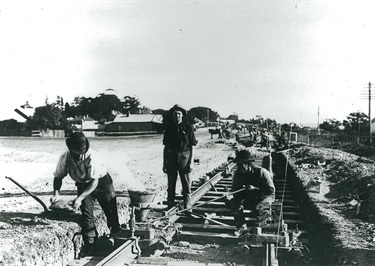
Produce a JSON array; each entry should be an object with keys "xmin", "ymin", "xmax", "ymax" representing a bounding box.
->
[
  {"xmin": 293, "ymin": 132, "xmax": 375, "ymax": 146},
  {"xmin": 32, "ymin": 129, "xmax": 65, "ymax": 138}
]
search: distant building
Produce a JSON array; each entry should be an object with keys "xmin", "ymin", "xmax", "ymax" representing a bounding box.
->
[
  {"xmin": 0, "ymin": 119, "xmax": 29, "ymax": 136},
  {"xmin": 104, "ymin": 114, "xmax": 163, "ymax": 135},
  {"xmin": 68, "ymin": 116, "xmax": 99, "ymax": 131},
  {"xmin": 67, "ymin": 116, "xmax": 99, "ymax": 137}
]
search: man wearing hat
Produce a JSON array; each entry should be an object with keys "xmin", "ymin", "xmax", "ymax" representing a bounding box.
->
[
  {"xmin": 51, "ymin": 131, "xmax": 120, "ymax": 256},
  {"xmin": 162, "ymin": 104, "xmax": 197, "ymax": 211},
  {"xmin": 227, "ymin": 149, "xmax": 275, "ymax": 236}
]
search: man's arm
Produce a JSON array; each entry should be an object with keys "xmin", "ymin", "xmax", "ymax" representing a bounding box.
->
[
  {"xmin": 163, "ymin": 146, "xmax": 167, "ymax": 173},
  {"xmin": 188, "ymin": 124, "xmax": 197, "ymax": 172},
  {"xmin": 51, "ymin": 177, "xmax": 63, "ymax": 203},
  {"xmin": 187, "ymin": 146, "xmax": 194, "ymax": 172},
  {"xmin": 51, "ymin": 152, "xmax": 68, "ymax": 203},
  {"xmin": 258, "ymin": 169, "xmax": 276, "ymax": 206},
  {"xmin": 72, "ymin": 179, "xmax": 99, "ymax": 210}
]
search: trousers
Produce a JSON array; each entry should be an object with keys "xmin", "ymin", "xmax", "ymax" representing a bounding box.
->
[
  {"xmin": 76, "ymin": 174, "xmax": 120, "ymax": 242},
  {"xmin": 165, "ymin": 150, "xmax": 192, "ymax": 209},
  {"xmin": 227, "ymin": 191, "xmax": 275, "ymax": 229}
]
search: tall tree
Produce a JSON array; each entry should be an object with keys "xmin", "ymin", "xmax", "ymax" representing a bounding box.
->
[
  {"xmin": 319, "ymin": 118, "xmax": 342, "ymax": 133},
  {"xmin": 343, "ymin": 111, "xmax": 369, "ymax": 135},
  {"xmin": 121, "ymin": 96, "xmax": 141, "ymax": 115},
  {"xmin": 28, "ymin": 104, "xmax": 68, "ymax": 130},
  {"xmin": 92, "ymin": 94, "xmax": 122, "ymax": 122},
  {"xmin": 227, "ymin": 113, "xmax": 239, "ymax": 121},
  {"xmin": 152, "ymin": 108, "xmax": 167, "ymax": 115},
  {"xmin": 189, "ymin": 106, "xmax": 220, "ymax": 123}
]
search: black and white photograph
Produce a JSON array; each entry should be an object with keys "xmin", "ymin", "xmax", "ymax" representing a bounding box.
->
[{"xmin": 0, "ymin": 0, "xmax": 374, "ymax": 265}]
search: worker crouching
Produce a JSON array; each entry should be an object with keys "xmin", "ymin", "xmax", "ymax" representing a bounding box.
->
[
  {"xmin": 51, "ymin": 131, "xmax": 120, "ymax": 257},
  {"xmin": 226, "ymin": 149, "xmax": 275, "ymax": 236}
]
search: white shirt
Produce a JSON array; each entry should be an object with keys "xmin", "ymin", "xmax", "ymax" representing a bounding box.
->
[{"xmin": 54, "ymin": 149, "xmax": 108, "ymax": 183}]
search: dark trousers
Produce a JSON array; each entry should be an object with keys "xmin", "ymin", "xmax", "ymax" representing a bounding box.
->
[
  {"xmin": 227, "ymin": 192, "xmax": 275, "ymax": 229},
  {"xmin": 165, "ymin": 150, "xmax": 192, "ymax": 209},
  {"xmin": 77, "ymin": 174, "xmax": 120, "ymax": 242},
  {"xmin": 227, "ymin": 196, "xmax": 257, "ymax": 229}
]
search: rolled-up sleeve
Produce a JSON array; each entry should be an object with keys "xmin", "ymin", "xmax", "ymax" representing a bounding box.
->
[
  {"xmin": 259, "ymin": 169, "xmax": 276, "ymax": 204},
  {"xmin": 188, "ymin": 125, "xmax": 197, "ymax": 147},
  {"xmin": 54, "ymin": 152, "xmax": 69, "ymax": 179},
  {"xmin": 88, "ymin": 150, "xmax": 109, "ymax": 179}
]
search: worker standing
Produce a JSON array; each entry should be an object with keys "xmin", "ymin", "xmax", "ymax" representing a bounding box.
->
[{"xmin": 162, "ymin": 104, "xmax": 197, "ymax": 212}]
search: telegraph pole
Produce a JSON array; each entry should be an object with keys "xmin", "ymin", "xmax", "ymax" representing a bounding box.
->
[
  {"xmin": 369, "ymin": 82, "xmax": 372, "ymax": 144},
  {"xmin": 317, "ymin": 106, "xmax": 320, "ymax": 134},
  {"xmin": 361, "ymin": 82, "xmax": 373, "ymax": 144}
]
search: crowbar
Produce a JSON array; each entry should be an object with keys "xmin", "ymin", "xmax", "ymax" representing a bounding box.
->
[{"xmin": 5, "ymin": 176, "xmax": 49, "ymax": 212}]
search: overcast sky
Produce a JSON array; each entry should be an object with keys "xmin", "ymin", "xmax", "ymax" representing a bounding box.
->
[{"xmin": 1, "ymin": 0, "xmax": 374, "ymax": 126}]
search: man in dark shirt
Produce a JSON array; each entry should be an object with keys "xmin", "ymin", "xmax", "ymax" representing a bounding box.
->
[
  {"xmin": 163, "ymin": 104, "xmax": 197, "ymax": 211},
  {"xmin": 226, "ymin": 149, "xmax": 275, "ymax": 236}
]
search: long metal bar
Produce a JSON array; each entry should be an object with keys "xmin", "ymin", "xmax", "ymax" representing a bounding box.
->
[
  {"xmin": 264, "ymin": 243, "xmax": 279, "ymax": 266},
  {"xmin": 190, "ymin": 162, "xmax": 235, "ymax": 205},
  {"xmin": 5, "ymin": 176, "xmax": 48, "ymax": 212},
  {"xmin": 163, "ymin": 161, "xmax": 234, "ymax": 224},
  {"xmin": 96, "ymin": 239, "xmax": 139, "ymax": 266},
  {"xmin": 189, "ymin": 211, "xmax": 231, "ymax": 227}
]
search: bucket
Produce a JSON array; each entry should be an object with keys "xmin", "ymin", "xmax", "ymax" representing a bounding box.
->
[{"xmin": 128, "ymin": 190, "xmax": 156, "ymax": 222}]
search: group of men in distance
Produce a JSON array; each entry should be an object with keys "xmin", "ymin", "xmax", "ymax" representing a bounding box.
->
[{"xmin": 50, "ymin": 104, "xmax": 275, "ymax": 257}]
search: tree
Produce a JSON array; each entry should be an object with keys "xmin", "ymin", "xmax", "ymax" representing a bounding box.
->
[
  {"xmin": 265, "ymin": 118, "xmax": 277, "ymax": 130},
  {"xmin": 343, "ymin": 111, "xmax": 369, "ymax": 135},
  {"xmin": 121, "ymin": 96, "xmax": 141, "ymax": 115},
  {"xmin": 64, "ymin": 94, "xmax": 123, "ymax": 122},
  {"xmin": 189, "ymin": 107, "xmax": 220, "ymax": 123},
  {"xmin": 91, "ymin": 94, "xmax": 122, "ymax": 122},
  {"xmin": 28, "ymin": 104, "xmax": 68, "ymax": 130},
  {"xmin": 250, "ymin": 115, "xmax": 264, "ymax": 127},
  {"xmin": 227, "ymin": 113, "xmax": 238, "ymax": 121},
  {"xmin": 319, "ymin": 118, "xmax": 342, "ymax": 133},
  {"xmin": 152, "ymin": 108, "xmax": 167, "ymax": 115},
  {"xmin": 54, "ymin": 96, "xmax": 64, "ymax": 110}
]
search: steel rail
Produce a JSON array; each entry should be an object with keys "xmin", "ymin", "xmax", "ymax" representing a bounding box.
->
[
  {"xmin": 161, "ymin": 161, "xmax": 235, "ymax": 225},
  {"xmin": 96, "ymin": 151, "xmax": 307, "ymax": 266},
  {"xmin": 96, "ymin": 238, "xmax": 140, "ymax": 266}
]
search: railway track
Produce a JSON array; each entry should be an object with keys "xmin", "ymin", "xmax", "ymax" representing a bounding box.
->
[{"xmin": 80, "ymin": 150, "xmax": 312, "ymax": 266}]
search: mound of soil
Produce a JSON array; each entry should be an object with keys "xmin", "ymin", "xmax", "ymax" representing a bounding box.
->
[{"xmin": 288, "ymin": 144, "xmax": 375, "ymax": 265}]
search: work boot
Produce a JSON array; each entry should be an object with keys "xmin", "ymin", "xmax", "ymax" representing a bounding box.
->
[
  {"xmin": 80, "ymin": 229, "xmax": 98, "ymax": 258},
  {"xmin": 79, "ymin": 243, "xmax": 96, "ymax": 258},
  {"xmin": 110, "ymin": 226, "xmax": 121, "ymax": 236}
]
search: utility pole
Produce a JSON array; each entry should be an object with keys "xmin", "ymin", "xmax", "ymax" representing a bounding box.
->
[
  {"xmin": 360, "ymin": 82, "xmax": 373, "ymax": 144},
  {"xmin": 317, "ymin": 106, "xmax": 320, "ymax": 134},
  {"xmin": 369, "ymin": 82, "xmax": 372, "ymax": 144}
]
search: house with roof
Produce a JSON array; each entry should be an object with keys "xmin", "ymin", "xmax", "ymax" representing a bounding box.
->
[
  {"xmin": 104, "ymin": 114, "xmax": 163, "ymax": 135},
  {"xmin": 68, "ymin": 116, "xmax": 99, "ymax": 130},
  {"xmin": 67, "ymin": 116, "xmax": 99, "ymax": 137}
]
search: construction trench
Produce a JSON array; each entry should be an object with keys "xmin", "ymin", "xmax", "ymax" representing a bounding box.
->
[{"xmin": 59, "ymin": 147, "xmax": 343, "ymax": 266}]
